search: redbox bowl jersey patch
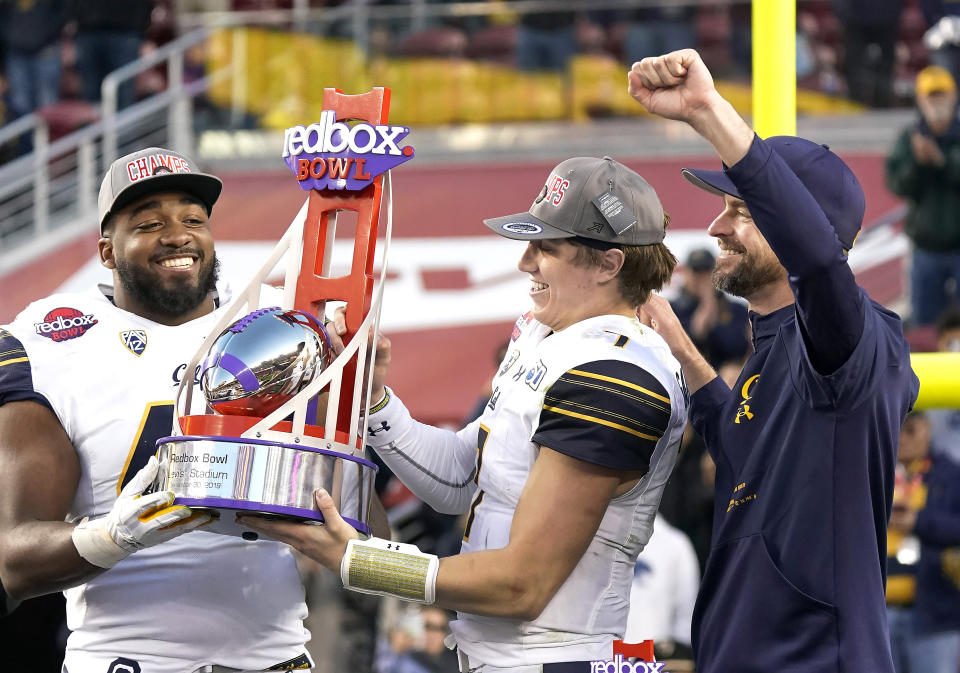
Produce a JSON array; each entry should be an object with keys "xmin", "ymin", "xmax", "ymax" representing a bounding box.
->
[{"xmin": 34, "ymin": 307, "xmax": 98, "ymax": 342}]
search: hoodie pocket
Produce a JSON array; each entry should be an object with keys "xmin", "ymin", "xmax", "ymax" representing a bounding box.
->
[{"xmin": 694, "ymin": 533, "xmax": 838, "ymax": 673}]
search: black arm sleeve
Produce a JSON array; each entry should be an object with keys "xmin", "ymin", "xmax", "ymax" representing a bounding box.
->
[
  {"xmin": 0, "ymin": 329, "xmax": 53, "ymax": 411},
  {"xmin": 532, "ymin": 359, "xmax": 672, "ymax": 473}
]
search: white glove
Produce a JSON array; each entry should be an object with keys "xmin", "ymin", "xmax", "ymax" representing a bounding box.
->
[{"xmin": 72, "ymin": 455, "xmax": 212, "ymax": 568}]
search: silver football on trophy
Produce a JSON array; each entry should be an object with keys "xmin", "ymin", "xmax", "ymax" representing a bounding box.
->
[{"xmin": 201, "ymin": 307, "xmax": 331, "ymax": 416}]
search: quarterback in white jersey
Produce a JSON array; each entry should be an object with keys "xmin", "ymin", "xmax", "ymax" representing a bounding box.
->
[
  {"xmin": 244, "ymin": 156, "xmax": 689, "ymax": 672},
  {"xmin": 0, "ymin": 148, "xmax": 315, "ymax": 673}
]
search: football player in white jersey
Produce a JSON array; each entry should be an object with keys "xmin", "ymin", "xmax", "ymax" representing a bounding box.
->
[
  {"xmin": 0, "ymin": 148, "xmax": 321, "ymax": 672},
  {"xmin": 244, "ymin": 156, "xmax": 690, "ymax": 672}
]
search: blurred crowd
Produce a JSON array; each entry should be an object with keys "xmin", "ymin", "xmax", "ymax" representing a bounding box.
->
[{"xmin": 3, "ymin": 1, "xmax": 960, "ymax": 144}]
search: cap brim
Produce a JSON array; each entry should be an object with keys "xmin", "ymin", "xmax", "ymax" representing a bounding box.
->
[
  {"xmin": 482, "ymin": 211, "xmax": 576, "ymax": 240},
  {"xmin": 681, "ymin": 167, "xmax": 742, "ymax": 199},
  {"xmin": 102, "ymin": 173, "xmax": 223, "ymax": 230}
]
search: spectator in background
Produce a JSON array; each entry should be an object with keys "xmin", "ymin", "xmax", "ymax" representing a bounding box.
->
[
  {"xmin": 891, "ymin": 408, "xmax": 960, "ymax": 673},
  {"xmin": 885, "ymin": 66, "xmax": 960, "ymax": 328},
  {"xmin": 388, "ymin": 606, "xmax": 458, "ymax": 673},
  {"xmin": 71, "ymin": 0, "xmax": 153, "ymax": 109},
  {"xmin": 0, "ymin": 0, "xmax": 66, "ymax": 120},
  {"xmin": 926, "ymin": 309, "xmax": 960, "ymax": 465},
  {"xmin": 670, "ymin": 248, "xmax": 750, "ymax": 370},
  {"xmin": 515, "ymin": 2, "xmax": 576, "ymax": 72},
  {"xmin": 624, "ymin": 514, "xmax": 699, "ymax": 672},
  {"xmin": 922, "ymin": 0, "xmax": 960, "ymax": 82},
  {"xmin": 835, "ymin": 0, "xmax": 903, "ymax": 107},
  {"xmin": 885, "ymin": 411, "xmax": 931, "ymax": 673},
  {"xmin": 622, "ymin": 6, "xmax": 696, "ymax": 66}
]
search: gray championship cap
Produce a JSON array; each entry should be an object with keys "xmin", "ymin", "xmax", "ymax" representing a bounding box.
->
[
  {"xmin": 483, "ymin": 156, "xmax": 665, "ymax": 247},
  {"xmin": 98, "ymin": 147, "xmax": 223, "ymax": 234}
]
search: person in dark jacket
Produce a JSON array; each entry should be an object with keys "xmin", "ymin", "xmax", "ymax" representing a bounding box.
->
[
  {"xmin": 834, "ymin": 0, "xmax": 903, "ymax": 107},
  {"xmin": 631, "ymin": 48, "xmax": 918, "ymax": 673},
  {"xmin": 912, "ymin": 455, "xmax": 960, "ymax": 672},
  {"xmin": 886, "ymin": 65, "xmax": 960, "ymax": 327},
  {"xmin": 0, "ymin": 0, "xmax": 67, "ymax": 119},
  {"xmin": 70, "ymin": 0, "xmax": 153, "ymax": 109},
  {"xmin": 885, "ymin": 411, "xmax": 931, "ymax": 673},
  {"xmin": 670, "ymin": 247, "xmax": 750, "ymax": 370},
  {"xmin": 890, "ymin": 413, "xmax": 960, "ymax": 673}
]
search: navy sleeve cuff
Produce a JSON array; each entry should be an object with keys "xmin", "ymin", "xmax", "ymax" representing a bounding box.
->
[
  {"xmin": 725, "ymin": 133, "xmax": 772, "ymax": 184},
  {"xmin": 689, "ymin": 376, "xmax": 732, "ymax": 442}
]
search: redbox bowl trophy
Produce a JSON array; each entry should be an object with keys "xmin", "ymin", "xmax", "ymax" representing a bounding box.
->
[{"xmin": 153, "ymin": 88, "xmax": 414, "ymax": 537}]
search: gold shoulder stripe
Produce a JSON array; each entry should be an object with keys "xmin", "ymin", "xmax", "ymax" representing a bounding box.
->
[
  {"xmin": 0, "ymin": 357, "xmax": 29, "ymax": 368},
  {"xmin": 545, "ymin": 395, "xmax": 665, "ymax": 435},
  {"xmin": 567, "ymin": 369, "xmax": 670, "ymax": 403},
  {"xmin": 542, "ymin": 404, "xmax": 661, "ymax": 441}
]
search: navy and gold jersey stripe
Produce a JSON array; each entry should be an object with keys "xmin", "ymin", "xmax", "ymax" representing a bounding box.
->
[
  {"xmin": 0, "ymin": 341, "xmax": 28, "ymax": 368},
  {"xmin": 0, "ymin": 330, "xmax": 52, "ymax": 411},
  {"xmin": 533, "ymin": 359, "xmax": 671, "ymax": 473}
]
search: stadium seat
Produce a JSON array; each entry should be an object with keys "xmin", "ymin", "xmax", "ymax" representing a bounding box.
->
[
  {"xmin": 35, "ymin": 100, "xmax": 100, "ymax": 141},
  {"xmin": 465, "ymin": 24, "xmax": 517, "ymax": 64},
  {"xmin": 396, "ymin": 27, "xmax": 468, "ymax": 59}
]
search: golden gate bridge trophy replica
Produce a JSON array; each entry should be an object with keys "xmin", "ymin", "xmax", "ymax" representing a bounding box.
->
[{"xmin": 154, "ymin": 87, "xmax": 413, "ymax": 537}]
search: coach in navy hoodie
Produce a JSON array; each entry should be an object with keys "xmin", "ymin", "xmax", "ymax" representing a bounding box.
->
[{"xmin": 629, "ymin": 50, "xmax": 919, "ymax": 673}]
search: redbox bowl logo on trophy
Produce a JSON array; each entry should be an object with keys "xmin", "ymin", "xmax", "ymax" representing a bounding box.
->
[{"xmin": 282, "ymin": 110, "xmax": 415, "ymax": 191}]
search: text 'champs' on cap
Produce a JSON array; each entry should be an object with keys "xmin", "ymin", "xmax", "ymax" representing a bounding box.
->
[{"xmin": 98, "ymin": 147, "xmax": 223, "ymax": 233}]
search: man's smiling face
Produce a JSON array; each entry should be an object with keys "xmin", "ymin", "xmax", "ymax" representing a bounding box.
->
[
  {"xmin": 707, "ymin": 195, "xmax": 786, "ymax": 300},
  {"xmin": 100, "ymin": 190, "xmax": 218, "ymax": 324}
]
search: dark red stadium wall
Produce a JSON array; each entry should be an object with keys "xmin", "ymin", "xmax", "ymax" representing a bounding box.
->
[{"xmin": 0, "ymin": 152, "xmax": 902, "ymax": 425}]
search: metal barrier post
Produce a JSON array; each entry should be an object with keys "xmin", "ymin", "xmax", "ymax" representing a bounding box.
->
[
  {"xmin": 102, "ymin": 75, "xmax": 119, "ymax": 168},
  {"xmin": 78, "ymin": 138, "xmax": 96, "ymax": 216},
  {"xmin": 169, "ymin": 50, "xmax": 191, "ymax": 155},
  {"xmin": 32, "ymin": 121, "xmax": 49, "ymax": 235}
]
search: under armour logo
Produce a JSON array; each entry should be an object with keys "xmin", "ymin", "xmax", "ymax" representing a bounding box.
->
[{"xmin": 368, "ymin": 421, "xmax": 391, "ymax": 436}]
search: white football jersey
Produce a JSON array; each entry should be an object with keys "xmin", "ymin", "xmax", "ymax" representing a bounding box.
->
[
  {"xmin": 0, "ymin": 284, "xmax": 310, "ymax": 672},
  {"xmin": 449, "ymin": 312, "xmax": 687, "ymax": 667},
  {"xmin": 364, "ymin": 311, "xmax": 687, "ymax": 668}
]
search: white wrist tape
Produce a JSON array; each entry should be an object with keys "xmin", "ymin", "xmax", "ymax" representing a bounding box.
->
[
  {"xmin": 341, "ymin": 537, "xmax": 439, "ymax": 604},
  {"xmin": 72, "ymin": 518, "xmax": 131, "ymax": 569}
]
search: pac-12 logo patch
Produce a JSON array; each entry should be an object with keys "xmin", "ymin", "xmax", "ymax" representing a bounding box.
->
[
  {"xmin": 34, "ymin": 307, "xmax": 98, "ymax": 342},
  {"xmin": 120, "ymin": 330, "xmax": 148, "ymax": 356}
]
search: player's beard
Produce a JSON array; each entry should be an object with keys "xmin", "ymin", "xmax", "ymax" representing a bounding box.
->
[
  {"xmin": 116, "ymin": 253, "xmax": 220, "ymax": 320},
  {"xmin": 712, "ymin": 248, "xmax": 784, "ymax": 299}
]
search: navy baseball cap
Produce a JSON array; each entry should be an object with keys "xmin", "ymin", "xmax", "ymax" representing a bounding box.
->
[{"xmin": 681, "ymin": 136, "xmax": 865, "ymax": 251}]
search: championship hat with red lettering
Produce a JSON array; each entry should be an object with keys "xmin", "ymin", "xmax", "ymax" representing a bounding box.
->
[
  {"xmin": 483, "ymin": 156, "xmax": 665, "ymax": 249},
  {"xmin": 98, "ymin": 147, "xmax": 223, "ymax": 233}
]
